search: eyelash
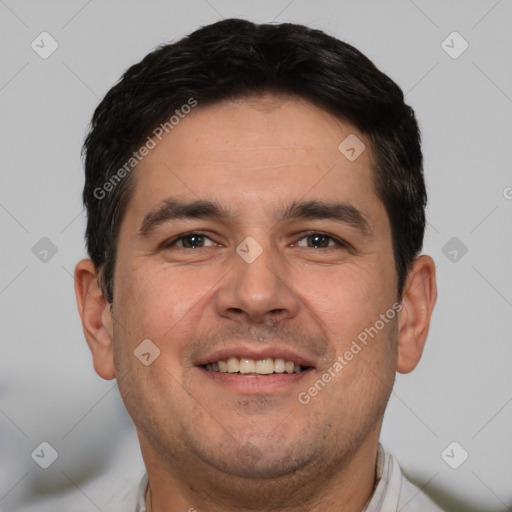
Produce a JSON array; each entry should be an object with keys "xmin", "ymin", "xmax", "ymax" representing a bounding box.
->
[
  {"xmin": 162, "ymin": 231, "xmax": 214, "ymax": 249},
  {"xmin": 162, "ymin": 231, "xmax": 350, "ymax": 250},
  {"xmin": 296, "ymin": 231, "xmax": 350, "ymax": 249}
]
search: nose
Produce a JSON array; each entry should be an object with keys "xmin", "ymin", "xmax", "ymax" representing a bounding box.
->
[{"xmin": 215, "ymin": 239, "xmax": 300, "ymax": 324}]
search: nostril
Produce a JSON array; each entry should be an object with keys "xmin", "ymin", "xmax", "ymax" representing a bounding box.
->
[{"xmin": 270, "ymin": 309, "xmax": 287, "ymax": 316}]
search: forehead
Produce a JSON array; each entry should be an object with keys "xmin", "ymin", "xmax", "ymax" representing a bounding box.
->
[{"xmin": 127, "ymin": 95, "xmax": 383, "ymax": 225}]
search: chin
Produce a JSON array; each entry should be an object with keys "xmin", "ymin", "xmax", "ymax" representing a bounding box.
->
[{"xmin": 195, "ymin": 437, "xmax": 314, "ymax": 480}]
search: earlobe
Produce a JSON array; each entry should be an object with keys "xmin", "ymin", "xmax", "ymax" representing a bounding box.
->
[
  {"xmin": 396, "ymin": 255, "xmax": 437, "ymax": 374},
  {"xmin": 74, "ymin": 259, "xmax": 116, "ymax": 380}
]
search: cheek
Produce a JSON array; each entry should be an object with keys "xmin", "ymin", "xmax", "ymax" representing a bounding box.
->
[
  {"xmin": 297, "ymin": 262, "xmax": 393, "ymax": 345},
  {"xmin": 113, "ymin": 261, "xmax": 220, "ymax": 354},
  {"xmin": 111, "ymin": 264, "xmax": 206, "ymax": 422}
]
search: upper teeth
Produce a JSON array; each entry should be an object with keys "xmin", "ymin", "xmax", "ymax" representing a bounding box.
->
[{"xmin": 205, "ymin": 357, "xmax": 303, "ymax": 374}]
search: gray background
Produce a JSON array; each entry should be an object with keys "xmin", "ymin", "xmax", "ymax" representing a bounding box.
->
[{"xmin": 1, "ymin": 0, "xmax": 511, "ymax": 511}]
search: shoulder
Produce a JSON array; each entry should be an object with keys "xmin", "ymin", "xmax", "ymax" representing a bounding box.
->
[
  {"xmin": 391, "ymin": 454, "xmax": 446, "ymax": 512},
  {"xmin": 369, "ymin": 446, "xmax": 446, "ymax": 512},
  {"xmin": 396, "ymin": 474, "xmax": 446, "ymax": 511}
]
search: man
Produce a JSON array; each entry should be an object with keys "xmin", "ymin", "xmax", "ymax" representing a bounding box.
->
[{"xmin": 74, "ymin": 18, "xmax": 441, "ymax": 512}]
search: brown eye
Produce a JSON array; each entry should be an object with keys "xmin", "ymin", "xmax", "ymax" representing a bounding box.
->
[
  {"xmin": 307, "ymin": 234, "xmax": 330, "ymax": 248},
  {"xmin": 296, "ymin": 232, "xmax": 347, "ymax": 249},
  {"xmin": 178, "ymin": 234, "xmax": 205, "ymax": 249},
  {"xmin": 163, "ymin": 232, "xmax": 216, "ymax": 249}
]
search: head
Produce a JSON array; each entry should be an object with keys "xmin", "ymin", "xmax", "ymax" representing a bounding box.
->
[{"xmin": 75, "ymin": 18, "xmax": 436, "ymax": 501}]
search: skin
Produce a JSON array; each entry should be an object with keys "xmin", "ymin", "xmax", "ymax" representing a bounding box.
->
[{"xmin": 75, "ymin": 95, "xmax": 436, "ymax": 512}]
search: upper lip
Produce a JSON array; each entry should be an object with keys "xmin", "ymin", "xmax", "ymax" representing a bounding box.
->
[{"xmin": 195, "ymin": 345, "xmax": 317, "ymax": 368}]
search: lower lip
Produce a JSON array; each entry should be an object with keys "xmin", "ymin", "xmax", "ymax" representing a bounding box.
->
[{"xmin": 197, "ymin": 367, "xmax": 313, "ymax": 393}]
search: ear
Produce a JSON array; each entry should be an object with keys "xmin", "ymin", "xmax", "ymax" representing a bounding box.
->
[
  {"xmin": 74, "ymin": 259, "xmax": 115, "ymax": 380},
  {"xmin": 396, "ymin": 255, "xmax": 437, "ymax": 374}
]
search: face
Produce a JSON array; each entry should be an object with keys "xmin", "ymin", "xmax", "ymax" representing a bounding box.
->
[{"xmin": 108, "ymin": 96, "xmax": 401, "ymax": 481}]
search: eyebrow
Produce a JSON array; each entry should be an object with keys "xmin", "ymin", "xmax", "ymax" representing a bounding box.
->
[
  {"xmin": 280, "ymin": 200, "xmax": 372, "ymax": 238},
  {"xmin": 138, "ymin": 198, "xmax": 372, "ymax": 238},
  {"xmin": 138, "ymin": 199, "xmax": 232, "ymax": 236}
]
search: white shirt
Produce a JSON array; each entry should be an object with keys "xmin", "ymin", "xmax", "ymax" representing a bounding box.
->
[
  {"xmin": 363, "ymin": 445, "xmax": 445, "ymax": 511},
  {"xmin": 135, "ymin": 446, "xmax": 445, "ymax": 512}
]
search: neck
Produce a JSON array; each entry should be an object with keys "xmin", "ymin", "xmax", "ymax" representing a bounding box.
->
[{"xmin": 141, "ymin": 432, "xmax": 380, "ymax": 512}]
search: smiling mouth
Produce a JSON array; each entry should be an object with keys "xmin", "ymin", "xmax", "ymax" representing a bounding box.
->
[{"xmin": 202, "ymin": 357, "xmax": 313, "ymax": 375}]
